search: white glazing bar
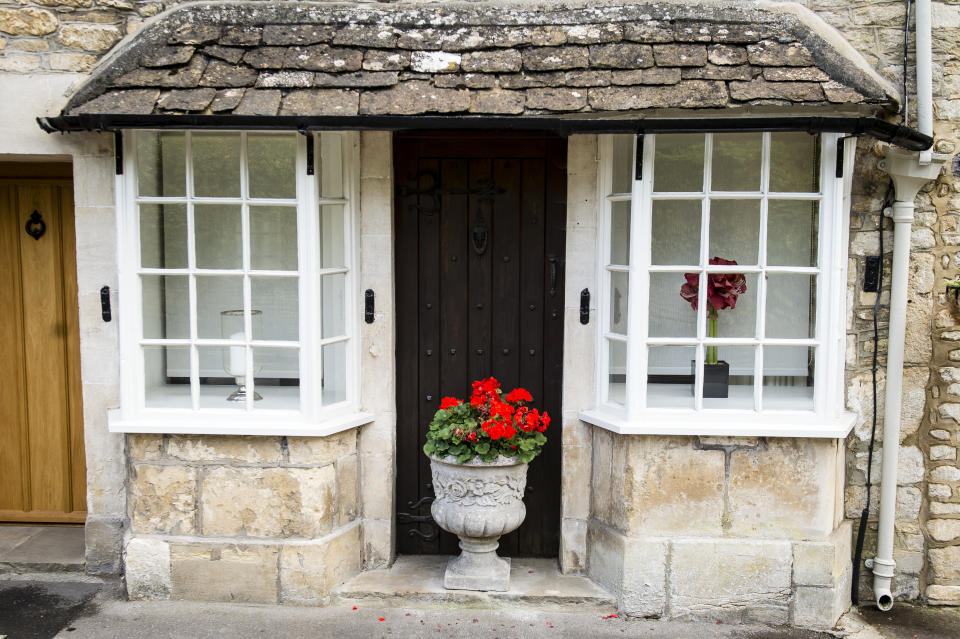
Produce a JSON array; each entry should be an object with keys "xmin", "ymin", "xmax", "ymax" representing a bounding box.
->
[
  {"xmin": 596, "ymin": 135, "xmax": 613, "ymax": 408},
  {"xmin": 606, "ymin": 194, "xmax": 632, "ymax": 202},
  {"xmin": 631, "ymin": 134, "xmax": 653, "ymax": 414},
  {"xmin": 240, "ymin": 132, "xmax": 255, "ymax": 412},
  {"xmin": 185, "ymin": 132, "xmax": 200, "ymax": 411},
  {"xmin": 694, "ymin": 133, "xmax": 713, "ymax": 411},
  {"xmin": 756, "ymin": 132, "xmax": 771, "ymax": 411}
]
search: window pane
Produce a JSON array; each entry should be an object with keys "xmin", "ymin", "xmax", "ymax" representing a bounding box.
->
[
  {"xmin": 253, "ymin": 347, "xmax": 300, "ymax": 410},
  {"xmin": 653, "ymin": 134, "xmax": 704, "ymax": 192},
  {"xmin": 610, "ymin": 200, "xmax": 631, "ymax": 265},
  {"xmin": 322, "ymin": 341, "xmax": 348, "ymax": 405},
  {"xmin": 767, "ymin": 200, "xmax": 819, "ymax": 267},
  {"xmin": 142, "ymin": 275, "xmax": 189, "ymax": 339},
  {"xmin": 611, "ymin": 134, "xmax": 634, "ymax": 194},
  {"xmin": 136, "ymin": 132, "xmax": 185, "ymax": 198},
  {"xmin": 606, "ymin": 339, "xmax": 627, "ymax": 407},
  {"xmin": 318, "ymin": 133, "xmax": 343, "ymax": 199},
  {"xmin": 320, "ymin": 204, "xmax": 346, "ymax": 268},
  {"xmin": 252, "ymin": 277, "xmax": 299, "ymax": 341},
  {"xmin": 140, "ymin": 204, "xmax": 187, "ymax": 269},
  {"xmin": 765, "ymin": 274, "xmax": 816, "ymax": 339},
  {"xmin": 195, "ymin": 204, "xmax": 242, "ymax": 269},
  {"xmin": 198, "ymin": 345, "xmax": 246, "ymax": 409},
  {"xmin": 248, "ymin": 134, "xmax": 296, "ymax": 199},
  {"xmin": 196, "ymin": 276, "xmax": 243, "ymax": 339},
  {"xmin": 763, "ymin": 346, "xmax": 815, "ymax": 410},
  {"xmin": 649, "ymin": 272, "xmax": 698, "ymax": 338},
  {"xmin": 709, "ymin": 199, "xmax": 760, "ymax": 265},
  {"xmin": 647, "ymin": 345, "xmax": 695, "ymax": 409},
  {"xmin": 702, "ymin": 345, "xmax": 755, "ymax": 410},
  {"xmin": 651, "ymin": 200, "xmax": 700, "ymax": 266},
  {"xmin": 193, "ymin": 133, "xmax": 241, "ymax": 198},
  {"xmin": 713, "ymin": 273, "xmax": 758, "ymax": 339},
  {"xmin": 711, "ymin": 132, "xmax": 762, "ymax": 192},
  {"xmin": 609, "ymin": 271, "xmax": 629, "ymax": 335},
  {"xmin": 144, "ymin": 345, "xmax": 191, "ymax": 409},
  {"xmin": 770, "ymin": 133, "xmax": 819, "ymax": 193},
  {"xmin": 321, "ymin": 273, "xmax": 346, "ymax": 339},
  {"xmin": 250, "ymin": 206, "xmax": 298, "ymax": 271}
]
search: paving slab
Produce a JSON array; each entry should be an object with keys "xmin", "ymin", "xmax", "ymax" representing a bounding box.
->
[
  {"xmin": 333, "ymin": 555, "xmax": 617, "ymax": 612},
  {"xmin": 0, "ymin": 526, "xmax": 84, "ymax": 572},
  {"xmin": 0, "ymin": 525, "xmax": 42, "ymax": 554}
]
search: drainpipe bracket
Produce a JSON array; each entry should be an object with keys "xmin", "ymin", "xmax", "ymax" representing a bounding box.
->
[{"xmin": 869, "ymin": 557, "xmax": 896, "ymax": 578}]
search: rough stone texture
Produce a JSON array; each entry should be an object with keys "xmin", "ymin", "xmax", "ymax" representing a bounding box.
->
[
  {"xmin": 129, "ymin": 465, "xmax": 197, "ymax": 535},
  {"xmin": 53, "ymin": 2, "xmax": 895, "ymax": 116},
  {"xmin": 0, "ymin": 8, "xmax": 56, "ymax": 36},
  {"xmin": 125, "ymin": 537, "xmax": 171, "ymax": 600},
  {"xmin": 280, "ymin": 523, "xmax": 362, "ymax": 603},
  {"xmin": 169, "ymin": 543, "xmax": 278, "ymax": 603}
]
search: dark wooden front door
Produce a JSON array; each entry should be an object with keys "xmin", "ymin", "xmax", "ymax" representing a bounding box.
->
[{"xmin": 394, "ymin": 132, "xmax": 566, "ymax": 557}]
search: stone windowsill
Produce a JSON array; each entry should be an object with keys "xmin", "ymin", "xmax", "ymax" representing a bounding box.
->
[
  {"xmin": 108, "ymin": 408, "xmax": 375, "ymax": 437},
  {"xmin": 579, "ymin": 408, "xmax": 857, "ymax": 438}
]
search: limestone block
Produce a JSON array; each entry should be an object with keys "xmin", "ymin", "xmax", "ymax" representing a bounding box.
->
[
  {"xmin": 127, "ymin": 434, "xmax": 162, "ymax": 461},
  {"xmin": 201, "ymin": 466, "xmax": 336, "ymax": 538},
  {"xmin": 930, "ymin": 465, "xmax": 960, "ymax": 482},
  {"xmin": 359, "ymin": 453, "xmax": 393, "ymax": 521},
  {"xmin": 728, "ymin": 438, "xmax": 833, "ymax": 538},
  {"xmin": 130, "ymin": 465, "xmax": 197, "ymax": 535},
  {"xmin": 361, "ymin": 518, "xmax": 392, "ymax": 568},
  {"xmin": 793, "ymin": 582, "xmax": 849, "ymax": 629},
  {"xmin": 928, "ymin": 519, "xmax": 960, "ymax": 542},
  {"xmin": 58, "ymin": 24, "xmax": 122, "ymax": 52},
  {"xmin": 0, "ymin": 54, "xmax": 39, "ymax": 72},
  {"xmin": 0, "ymin": 8, "xmax": 56, "ymax": 36},
  {"xmin": 166, "ymin": 435, "xmax": 282, "ymax": 463},
  {"xmin": 898, "ymin": 446, "xmax": 925, "ymax": 484},
  {"xmin": 170, "ymin": 544, "xmax": 278, "ymax": 603},
  {"xmin": 125, "ymin": 537, "xmax": 170, "ymax": 600},
  {"xmin": 280, "ymin": 523, "xmax": 361, "ymax": 603},
  {"xmin": 793, "ymin": 526, "xmax": 850, "ymax": 588},
  {"xmin": 897, "ymin": 486, "xmax": 922, "ymax": 519},
  {"xmin": 561, "ymin": 443, "xmax": 591, "ymax": 521},
  {"xmin": 288, "ymin": 429, "xmax": 357, "ymax": 464},
  {"xmin": 559, "ymin": 517, "xmax": 587, "ymax": 573},
  {"xmin": 930, "ymin": 445, "xmax": 958, "ymax": 461},
  {"xmin": 930, "ymin": 502, "xmax": 960, "ymax": 515},
  {"xmin": 669, "ymin": 539, "xmax": 792, "ymax": 616},
  {"xmin": 620, "ymin": 537, "xmax": 668, "ymax": 617},
  {"xmin": 929, "ymin": 483, "xmax": 952, "ymax": 499},
  {"xmin": 904, "ymin": 293, "xmax": 933, "ymax": 363},
  {"xmin": 336, "ymin": 455, "xmax": 358, "ymax": 525},
  {"xmin": 927, "ymin": 584, "xmax": 960, "ymax": 604},
  {"xmin": 84, "ymin": 515, "xmax": 124, "ymax": 576}
]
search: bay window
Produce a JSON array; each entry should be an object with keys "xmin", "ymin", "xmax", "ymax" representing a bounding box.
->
[
  {"xmin": 111, "ymin": 130, "xmax": 369, "ymax": 435},
  {"xmin": 582, "ymin": 130, "xmax": 855, "ymax": 437}
]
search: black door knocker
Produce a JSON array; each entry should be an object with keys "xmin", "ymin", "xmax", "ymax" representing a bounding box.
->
[
  {"xmin": 472, "ymin": 217, "xmax": 488, "ymax": 255},
  {"xmin": 25, "ymin": 211, "xmax": 46, "ymax": 240}
]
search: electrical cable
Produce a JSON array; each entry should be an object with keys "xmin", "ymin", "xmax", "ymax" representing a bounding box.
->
[
  {"xmin": 852, "ymin": 184, "xmax": 895, "ymax": 605},
  {"xmin": 903, "ymin": 0, "xmax": 913, "ymax": 126}
]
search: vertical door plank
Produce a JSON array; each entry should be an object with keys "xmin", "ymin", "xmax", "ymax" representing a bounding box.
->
[
  {"xmin": 466, "ymin": 160, "xmax": 492, "ymax": 386},
  {"xmin": 416, "ymin": 158, "xmax": 442, "ymax": 553},
  {"xmin": 517, "ymin": 158, "xmax": 548, "ymax": 555},
  {"xmin": 17, "ymin": 184, "xmax": 71, "ymax": 514},
  {"xmin": 438, "ymin": 159, "xmax": 469, "ymax": 401},
  {"xmin": 0, "ymin": 183, "xmax": 27, "ymax": 512},
  {"xmin": 393, "ymin": 141, "xmax": 423, "ymax": 554},
  {"xmin": 59, "ymin": 184, "xmax": 87, "ymax": 515}
]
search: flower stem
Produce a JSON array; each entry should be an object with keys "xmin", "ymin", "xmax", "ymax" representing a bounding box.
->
[{"xmin": 707, "ymin": 308, "xmax": 718, "ymax": 365}]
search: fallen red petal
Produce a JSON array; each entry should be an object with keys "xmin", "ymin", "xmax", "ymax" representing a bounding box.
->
[
  {"xmin": 378, "ymin": 617, "xmax": 385, "ymax": 621},
  {"xmin": 351, "ymin": 606, "xmax": 357, "ymax": 610}
]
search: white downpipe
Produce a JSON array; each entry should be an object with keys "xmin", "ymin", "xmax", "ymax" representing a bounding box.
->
[
  {"xmin": 874, "ymin": 149, "xmax": 945, "ymax": 611},
  {"xmin": 916, "ymin": 0, "xmax": 934, "ymax": 163}
]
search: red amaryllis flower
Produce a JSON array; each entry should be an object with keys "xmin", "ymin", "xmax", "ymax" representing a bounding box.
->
[
  {"xmin": 439, "ymin": 396, "xmax": 462, "ymax": 410},
  {"xmin": 680, "ymin": 257, "xmax": 747, "ymax": 311}
]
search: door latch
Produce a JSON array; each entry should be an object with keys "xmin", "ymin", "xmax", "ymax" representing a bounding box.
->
[{"xmin": 100, "ymin": 286, "xmax": 112, "ymax": 322}]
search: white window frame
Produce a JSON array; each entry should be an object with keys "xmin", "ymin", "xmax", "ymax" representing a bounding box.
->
[
  {"xmin": 581, "ymin": 131, "xmax": 857, "ymax": 438},
  {"xmin": 109, "ymin": 130, "xmax": 372, "ymax": 436}
]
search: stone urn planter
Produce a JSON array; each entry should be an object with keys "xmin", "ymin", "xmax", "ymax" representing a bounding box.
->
[{"xmin": 429, "ymin": 454, "xmax": 528, "ymax": 592}]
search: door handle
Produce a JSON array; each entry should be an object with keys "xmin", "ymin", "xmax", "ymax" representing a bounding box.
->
[{"xmin": 548, "ymin": 256, "xmax": 558, "ymax": 297}]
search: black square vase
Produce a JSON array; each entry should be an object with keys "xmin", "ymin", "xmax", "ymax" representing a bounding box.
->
[{"xmin": 691, "ymin": 360, "xmax": 730, "ymax": 398}]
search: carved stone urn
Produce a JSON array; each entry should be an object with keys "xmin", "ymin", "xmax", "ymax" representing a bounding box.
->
[{"xmin": 429, "ymin": 454, "xmax": 528, "ymax": 592}]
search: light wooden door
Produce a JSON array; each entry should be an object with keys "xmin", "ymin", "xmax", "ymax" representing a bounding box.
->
[{"xmin": 0, "ymin": 174, "xmax": 86, "ymax": 523}]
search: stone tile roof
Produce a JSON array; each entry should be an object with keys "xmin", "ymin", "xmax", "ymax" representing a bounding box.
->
[{"xmin": 62, "ymin": 1, "xmax": 899, "ymax": 118}]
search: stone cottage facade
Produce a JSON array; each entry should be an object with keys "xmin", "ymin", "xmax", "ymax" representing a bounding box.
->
[{"xmin": 1, "ymin": 0, "xmax": 958, "ymax": 628}]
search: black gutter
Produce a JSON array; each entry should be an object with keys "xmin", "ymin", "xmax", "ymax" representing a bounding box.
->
[{"xmin": 37, "ymin": 114, "xmax": 933, "ymax": 151}]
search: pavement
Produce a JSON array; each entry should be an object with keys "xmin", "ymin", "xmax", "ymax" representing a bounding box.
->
[{"xmin": 0, "ymin": 578, "xmax": 958, "ymax": 639}]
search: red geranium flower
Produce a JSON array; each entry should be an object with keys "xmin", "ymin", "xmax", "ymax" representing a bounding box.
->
[
  {"xmin": 505, "ymin": 387, "xmax": 533, "ymax": 404},
  {"xmin": 439, "ymin": 396, "xmax": 462, "ymax": 410}
]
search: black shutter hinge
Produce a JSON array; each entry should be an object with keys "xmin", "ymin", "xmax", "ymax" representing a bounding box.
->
[
  {"xmin": 303, "ymin": 130, "xmax": 314, "ymax": 176},
  {"xmin": 364, "ymin": 289, "xmax": 375, "ymax": 323},
  {"xmin": 635, "ymin": 133, "xmax": 644, "ymax": 181},
  {"xmin": 580, "ymin": 288, "xmax": 591, "ymax": 324},
  {"xmin": 114, "ymin": 130, "xmax": 123, "ymax": 175},
  {"xmin": 100, "ymin": 286, "xmax": 112, "ymax": 322}
]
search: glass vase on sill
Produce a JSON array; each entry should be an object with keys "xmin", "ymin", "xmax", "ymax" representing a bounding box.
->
[
  {"xmin": 220, "ymin": 309, "xmax": 263, "ymax": 402},
  {"xmin": 693, "ymin": 308, "xmax": 730, "ymax": 398}
]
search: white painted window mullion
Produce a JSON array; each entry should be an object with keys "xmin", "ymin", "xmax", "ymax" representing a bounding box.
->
[
  {"xmin": 755, "ymin": 132, "xmax": 771, "ymax": 411},
  {"xmin": 627, "ymin": 134, "xmax": 649, "ymax": 418},
  {"xmin": 185, "ymin": 132, "xmax": 200, "ymax": 411}
]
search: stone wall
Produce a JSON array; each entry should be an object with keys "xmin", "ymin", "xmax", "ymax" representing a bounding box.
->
[
  {"xmin": 586, "ymin": 433, "xmax": 851, "ymax": 626},
  {"xmin": 124, "ymin": 432, "xmax": 361, "ymax": 602},
  {"xmin": 807, "ymin": 0, "xmax": 960, "ymax": 607}
]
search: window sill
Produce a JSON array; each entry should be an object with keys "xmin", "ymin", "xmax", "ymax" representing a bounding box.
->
[
  {"xmin": 108, "ymin": 408, "xmax": 375, "ymax": 437},
  {"xmin": 578, "ymin": 408, "xmax": 856, "ymax": 439}
]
